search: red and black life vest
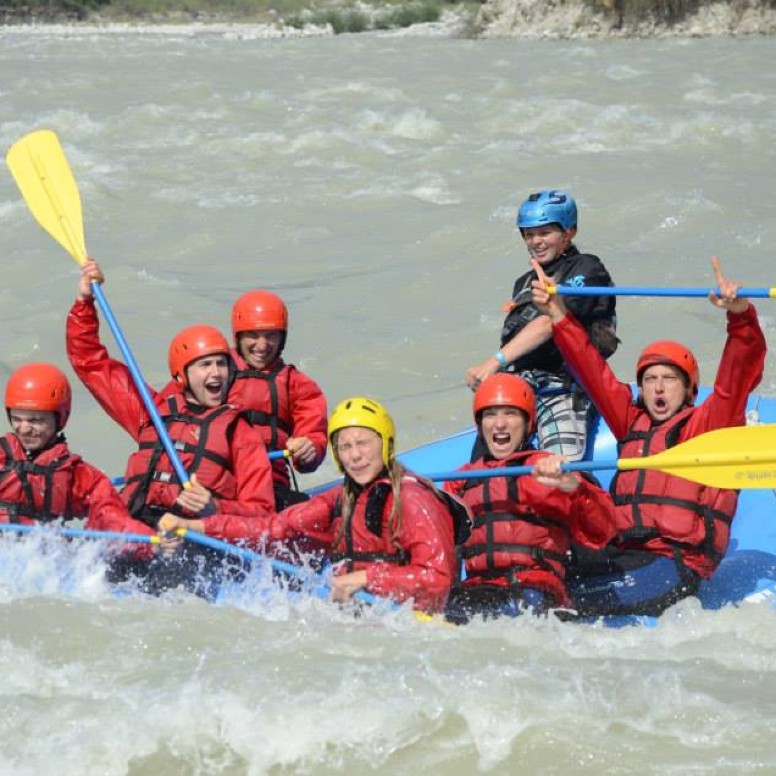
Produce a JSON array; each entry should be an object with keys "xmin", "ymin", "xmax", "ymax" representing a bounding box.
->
[
  {"xmin": 0, "ymin": 434, "xmax": 77, "ymax": 524},
  {"xmin": 610, "ymin": 408, "xmax": 737, "ymax": 574},
  {"xmin": 232, "ymin": 360, "xmax": 293, "ymax": 483},
  {"xmin": 328, "ymin": 476, "xmax": 470, "ymax": 572},
  {"xmin": 122, "ymin": 396, "xmax": 240, "ymax": 522},
  {"xmin": 457, "ymin": 452, "xmax": 571, "ymax": 584}
]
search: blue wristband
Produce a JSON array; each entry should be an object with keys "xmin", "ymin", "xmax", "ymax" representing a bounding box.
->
[{"xmin": 494, "ymin": 352, "xmax": 508, "ymax": 369}]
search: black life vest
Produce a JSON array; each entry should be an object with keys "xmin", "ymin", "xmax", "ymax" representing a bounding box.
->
[{"xmin": 501, "ymin": 247, "xmax": 616, "ymax": 373}]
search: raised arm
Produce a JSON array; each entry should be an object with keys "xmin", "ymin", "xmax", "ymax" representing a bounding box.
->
[{"xmin": 66, "ymin": 259, "xmax": 154, "ymax": 440}]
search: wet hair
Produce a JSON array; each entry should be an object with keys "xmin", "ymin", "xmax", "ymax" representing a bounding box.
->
[{"xmin": 334, "ymin": 457, "xmax": 406, "ymax": 554}]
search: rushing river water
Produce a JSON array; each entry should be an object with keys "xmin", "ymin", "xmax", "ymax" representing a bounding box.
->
[{"xmin": 1, "ymin": 26, "xmax": 775, "ymax": 775}]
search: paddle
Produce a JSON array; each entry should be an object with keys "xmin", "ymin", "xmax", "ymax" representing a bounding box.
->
[
  {"xmin": 548, "ymin": 285, "xmax": 776, "ymax": 298},
  {"xmin": 0, "ymin": 522, "xmax": 160, "ymax": 545},
  {"xmin": 176, "ymin": 528, "xmax": 394, "ymax": 608},
  {"xmin": 6, "ymin": 129, "xmax": 191, "ymax": 489},
  {"xmin": 0, "ymin": 521, "xmax": 404, "ymax": 611},
  {"xmin": 424, "ymin": 424, "xmax": 776, "ymax": 490}
]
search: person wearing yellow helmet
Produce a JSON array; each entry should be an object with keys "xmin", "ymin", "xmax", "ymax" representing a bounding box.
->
[
  {"xmin": 160, "ymin": 397, "xmax": 468, "ymax": 613},
  {"xmin": 0, "ymin": 362, "xmax": 154, "ymax": 538},
  {"xmin": 443, "ymin": 374, "xmax": 615, "ymax": 624},
  {"xmin": 228, "ymin": 290, "xmax": 328, "ymax": 510},
  {"xmin": 67, "ymin": 260, "xmax": 275, "ymax": 530},
  {"xmin": 531, "ymin": 255, "xmax": 766, "ymax": 617}
]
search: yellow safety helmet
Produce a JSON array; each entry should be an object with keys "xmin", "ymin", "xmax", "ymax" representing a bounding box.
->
[{"xmin": 328, "ymin": 396, "xmax": 396, "ymax": 472}]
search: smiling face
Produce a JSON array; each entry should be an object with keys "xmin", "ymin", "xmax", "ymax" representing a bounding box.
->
[
  {"xmin": 521, "ymin": 224, "xmax": 575, "ymax": 266},
  {"xmin": 8, "ymin": 409, "xmax": 58, "ymax": 453},
  {"xmin": 184, "ymin": 354, "xmax": 230, "ymax": 408},
  {"xmin": 480, "ymin": 406, "xmax": 528, "ymax": 460},
  {"xmin": 237, "ymin": 329, "xmax": 283, "ymax": 370},
  {"xmin": 333, "ymin": 426, "xmax": 385, "ymax": 485},
  {"xmin": 639, "ymin": 364, "xmax": 690, "ymax": 422}
]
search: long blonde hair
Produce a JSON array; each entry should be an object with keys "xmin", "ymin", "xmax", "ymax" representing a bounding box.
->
[{"xmin": 334, "ymin": 457, "xmax": 407, "ymax": 553}]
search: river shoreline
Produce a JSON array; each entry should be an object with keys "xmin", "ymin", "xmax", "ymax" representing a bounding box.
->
[{"xmin": 2, "ymin": 1, "xmax": 776, "ymax": 39}]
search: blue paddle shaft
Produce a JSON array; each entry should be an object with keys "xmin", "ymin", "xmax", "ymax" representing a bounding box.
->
[
  {"xmin": 181, "ymin": 530, "xmax": 391, "ymax": 608},
  {"xmin": 426, "ymin": 459, "xmax": 618, "ymax": 482},
  {"xmin": 0, "ymin": 522, "xmax": 387, "ymax": 607},
  {"xmin": 553, "ymin": 285, "xmax": 772, "ymax": 298},
  {"xmin": 91, "ymin": 280, "xmax": 191, "ymax": 487},
  {"xmin": 0, "ymin": 522, "xmax": 156, "ymax": 544}
]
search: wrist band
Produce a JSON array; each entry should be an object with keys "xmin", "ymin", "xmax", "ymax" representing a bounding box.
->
[{"xmin": 493, "ymin": 351, "xmax": 508, "ymax": 369}]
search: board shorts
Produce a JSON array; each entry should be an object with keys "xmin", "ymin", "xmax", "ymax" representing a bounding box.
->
[{"xmin": 520, "ymin": 369, "xmax": 599, "ymax": 462}]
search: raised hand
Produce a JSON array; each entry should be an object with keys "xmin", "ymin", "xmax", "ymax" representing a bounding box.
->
[
  {"xmin": 530, "ymin": 259, "xmax": 568, "ymax": 323},
  {"xmin": 77, "ymin": 258, "xmax": 105, "ymax": 301},
  {"xmin": 708, "ymin": 256, "xmax": 749, "ymax": 314}
]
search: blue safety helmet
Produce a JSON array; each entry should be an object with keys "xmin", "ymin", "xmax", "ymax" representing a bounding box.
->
[{"xmin": 516, "ymin": 189, "xmax": 578, "ymax": 232}]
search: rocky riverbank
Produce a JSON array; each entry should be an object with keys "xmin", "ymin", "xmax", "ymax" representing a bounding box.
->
[
  {"xmin": 2, "ymin": 0, "xmax": 776, "ymax": 38},
  {"xmin": 474, "ymin": 0, "xmax": 776, "ymax": 39}
]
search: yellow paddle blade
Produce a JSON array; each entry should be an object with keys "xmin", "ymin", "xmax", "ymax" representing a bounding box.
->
[
  {"xmin": 6, "ymin": 129, "xmax": 87, "ymax": 265},
  {"xmin": 617, "ymin": 424, "xmax": 776, "ymax": 489}
]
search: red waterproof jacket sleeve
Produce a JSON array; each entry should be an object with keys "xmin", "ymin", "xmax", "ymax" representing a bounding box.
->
[
  {"xmin": 553, "ymin": 305, "xmax": 766, "ymax": 441},
  {"xmin": 287, "ymin": 368, "xmax": 328, "ymax": 473},
  {"xmin": 66, "ymin": 297, "xmax": 155, "ymax": 440},
  {"xmin": 76, "ymin": 461, "xmax": 155, "ymax": 536},
  {"xmin": 554, "ymin": 312, "xmax": 654, "ymax": 440},
  {"xmin": 517, "ymin": 452, "xmax": 616, "ymax": 549},
  {"xmin": 203, "ymin": 486, "xmax": 338, "ymax": 546},
  {"xmin": 213, "ymin": 418, "xmax": 277, "ymax": 516},
  {"xmin": 680, "ymin": 305, "xmax": 766, "ymax": 439}
]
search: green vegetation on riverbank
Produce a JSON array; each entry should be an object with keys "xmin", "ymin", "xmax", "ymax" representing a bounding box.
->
[
  {"xmin": 1, "ymin": 0, "xmax": 456, "ymax": 31},
  {"xmin": 2, "ymin": 0, "xmax": 775, "ymax": 33}
]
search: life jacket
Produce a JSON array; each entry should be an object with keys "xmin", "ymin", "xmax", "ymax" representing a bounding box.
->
[
  {"xmin": 501, "ymin": 247, "xmax": 617, "ymax": 373},
  {"xmin": 456, "ymin": 452, "xmax": 572, "ymax": 593},
  {"xmin": 0, "ymin": 434, "xmax": 77, "ymax": 524},
  {"xmin": 121, "ymin": 396, "xmax": 240, "ymax": 524},
  {"xmin": 328, "ymin": 475, "xmax": 471, "ymax": 572},
  {"xmin": 232, "ymin": 359, "xmax": 294, "ymax": 485},
  {"xmin": 609, "ymin": 408, "xmax": 737, "ymax": 577}
]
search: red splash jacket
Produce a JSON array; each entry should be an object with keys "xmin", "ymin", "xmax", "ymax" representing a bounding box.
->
[
  {"xmin": 66, "ymin": 298, "xmax": 275, "ymax": 522},
  {"xmin": 552, "ymin": 305, "xmax": 766, "ymax": 577},
  {"xmin": 0, "ymin": 431, "xmax": 153, "ymax": 536}
]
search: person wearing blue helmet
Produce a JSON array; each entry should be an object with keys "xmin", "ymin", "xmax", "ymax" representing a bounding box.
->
[{"xmin": 465, "ymin": 189, "xmax": 618, "ymax": 461}]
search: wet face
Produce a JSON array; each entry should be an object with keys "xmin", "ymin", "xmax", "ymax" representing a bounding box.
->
[
  {"xmin": 8, "ymin": 409, "xmax": 58, "ymax": 453},
  {"xmin": 334, "ymin": 426, "xmax": 385, "ymax": 485},
  {"xmin": 184, "ymin": 354, "xmax": 229, "ymax": 408},
  {"xmin": 480, "ymin": 406, "xmax": 528, "ymax": 460},
  {"xmin": 640, "ymin": 364, "xmax": 690, "ymax": 422},
  {"xmin": 521, "ymin": 224, "xmax": 575, "ymax": 266},
  {"xmin": 237, "ymin": 330, "xmax": 283, "ymax": 370}
]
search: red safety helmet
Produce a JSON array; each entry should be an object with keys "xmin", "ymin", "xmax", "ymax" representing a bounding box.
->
[
  {"xmin": 168, "ymin": 325, "xmax": 230, "ymax": 388},
  {"xmin": 5, "ymin": 363, "xmax": 72, "ymax": 430},
  {"xmin": 636, "ymin": 340, "xmax": 699, "ymax": 399},
  {"xmin": 473, "ymin": 373, "xmax": 536, "ymax": 434},
  {"xmin": 231, "ymin": 291, "xmax": 288, "ymax": 338}
]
